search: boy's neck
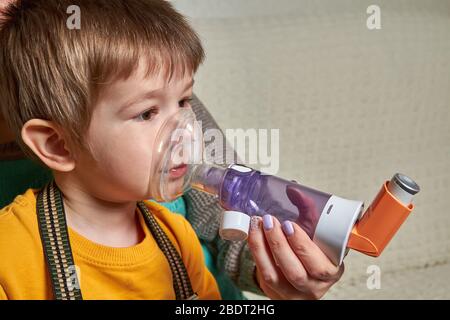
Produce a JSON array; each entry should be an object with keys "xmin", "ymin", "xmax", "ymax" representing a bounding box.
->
[{"xmin": 54, "ymin": 175, "xmax": 145, "ymax": 248}]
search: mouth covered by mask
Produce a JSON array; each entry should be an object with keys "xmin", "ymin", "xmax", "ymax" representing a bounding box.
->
[
  {"xmin": 152, "ymin": 108, "xmax": 420, "ymax": 265},
  {"xmin": 147, "ymin": 107, "xmax": 204, "ymax": 202}
]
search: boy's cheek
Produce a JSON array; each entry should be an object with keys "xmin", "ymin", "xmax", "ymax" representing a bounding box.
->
[
  {"xmin": 84, "ymin": 157, "xmax": 154, "ymax": 201},
  {"xmin": 83, "ymin": 126, "xmax": 159, "ymax": 197}
]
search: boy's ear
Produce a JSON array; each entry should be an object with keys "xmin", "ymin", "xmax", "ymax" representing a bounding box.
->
[{"xmin": 21, "ymin": 119, "xmax": 75, "ymax": 172}]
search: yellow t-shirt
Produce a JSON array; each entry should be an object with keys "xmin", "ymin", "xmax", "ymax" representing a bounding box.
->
[{"xmin": 0, "ymin": 189, "xmax": 221, "ymax": 300}]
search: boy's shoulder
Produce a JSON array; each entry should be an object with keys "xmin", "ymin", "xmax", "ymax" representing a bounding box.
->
[
  {"xmin": 0, "ymin": 189, "xmax": 43, "ymax": 274},
  {"xmin": 0, "ymin": 188, "xmax": 39, "ymax": 232}
]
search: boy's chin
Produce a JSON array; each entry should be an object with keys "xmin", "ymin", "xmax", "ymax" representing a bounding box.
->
[
  {"xmin": 129, "ymin": 178, "xmax": 185, "ymax": 203},
  {"xmin": 166, "ymin": 180, "xmax": 185, "ymax": 198}
]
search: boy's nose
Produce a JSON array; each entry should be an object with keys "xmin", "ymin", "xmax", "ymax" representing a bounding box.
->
[
  {"xmin": 168, "ymin": 102, "xmax": 179, "ymax": 113},
  {"xmin": 165, "ymin": 100, "xmax": 193, "ymax": 121}
]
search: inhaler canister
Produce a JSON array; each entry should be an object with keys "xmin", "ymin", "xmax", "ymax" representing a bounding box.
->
[
  {"xmin": 347, "ymin": 173, "xmax": 420, "ymax": 258},
  {"xmin": 387, "ymin": 173, "xmax": 420, "ymax": 205}
]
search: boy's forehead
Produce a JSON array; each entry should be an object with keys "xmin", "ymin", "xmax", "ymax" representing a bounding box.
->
[
  {"xmin": 115, "ymin": 57, "xmax": 192, "ymax": 88},
  {"xmin": 94, "ymin": 63, "xmax": 194, "ymax": 111},
  {"xmin": 109, "ymin": 71, "xmax": 191, "ymax": 94}
]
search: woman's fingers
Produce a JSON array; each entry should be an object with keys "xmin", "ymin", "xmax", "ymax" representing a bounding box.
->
[
  {"xmin": 247, "ymin": 216, "xmax": 281, "ymax": 286},
  {"xmin": 282, "ymin": 220, "xmax": 344, "ymax": 282},
  {"xmin": 248, "ymin": 215, "xmax": 345, "ymax": 300},
  {"xmin": 248, "ymin": 216, "xmax": 305, "ymax": 298},
  {"xmin": 254, "ymin": 269, "xmax": 284, "ymax": 300},
  {"xmin": 248, "ymin": 216, "xmax": 301, "ymax": 294},
  {"xmin": 260, "ymin": 214, "xmax": 313, "ymax": 291}
]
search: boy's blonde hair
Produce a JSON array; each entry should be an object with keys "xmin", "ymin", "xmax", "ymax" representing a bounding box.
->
[{"xmin": 0, "ymin": 0, "xmax": 204, "ymax": 161}]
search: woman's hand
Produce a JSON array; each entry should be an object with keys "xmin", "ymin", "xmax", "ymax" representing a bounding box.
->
[{"xmin": 248, "ymin": 215, "xmax": 344, "ymax": 300}]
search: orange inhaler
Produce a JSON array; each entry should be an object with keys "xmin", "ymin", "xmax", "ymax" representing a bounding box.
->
[{"xmin": 347, "ymin": 174, "xmax": 419, "ymax": 257}]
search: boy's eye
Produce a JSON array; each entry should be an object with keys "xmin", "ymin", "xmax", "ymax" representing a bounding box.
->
[
  {"xmin": 136, "ymin": 107, "xmax": 158, "ymax": 121},
  {"xmin": 135, "ymin": 98, "xmax": 191, "ymax": 121},
  {"xmin": 179, "ymin": 97, "xmax": 193, "ymax": 108}
]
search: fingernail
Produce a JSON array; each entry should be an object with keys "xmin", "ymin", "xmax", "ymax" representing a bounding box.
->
[
  {"xmin": 282, "ymin": 220, "xmax": 294, "ymax": 236},
  {"xmin": 250, "ymin": 216, "xmax": 260, "ymax": 231},
  {"xmin": 262, "ymin": 215, "xmax": 273, "ymax": 230}
]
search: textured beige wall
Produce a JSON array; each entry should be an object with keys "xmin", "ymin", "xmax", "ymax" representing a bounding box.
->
[{"xmin": 173, "ymin": 0, "xmax": 450, "ymax": 299}]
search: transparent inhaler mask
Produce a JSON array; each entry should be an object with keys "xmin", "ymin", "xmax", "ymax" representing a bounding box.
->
[{"xmin": 149, "ymin": 107, "xmax": 204, "ymax": 202}]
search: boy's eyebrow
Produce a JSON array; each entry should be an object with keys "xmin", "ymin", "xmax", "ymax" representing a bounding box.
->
[{"xmin": 120, "ymin": 79, "xmax": 195, "ymax": 111}]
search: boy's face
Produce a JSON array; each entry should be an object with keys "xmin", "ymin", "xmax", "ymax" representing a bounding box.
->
[{"xmin": 71, "ymin": 61, "xmax": 195, "ymax": 203}]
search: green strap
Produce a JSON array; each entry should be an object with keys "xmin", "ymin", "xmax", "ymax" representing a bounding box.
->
[
  {"xmin": 36, "ymin": 180, "xmax": 82, "ymax": 300},
  {"xmin": 36, "ymin": 181, "xmax": 197, "ymax": 300},
  {"xmin": 138, "ymin": 202, "xmax": 197, "ymax": 300}
]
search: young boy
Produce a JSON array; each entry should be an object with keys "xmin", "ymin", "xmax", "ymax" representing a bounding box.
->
[{"xmin": 0, "ymin": 0, "xmax": 221, "ymax": 300}]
